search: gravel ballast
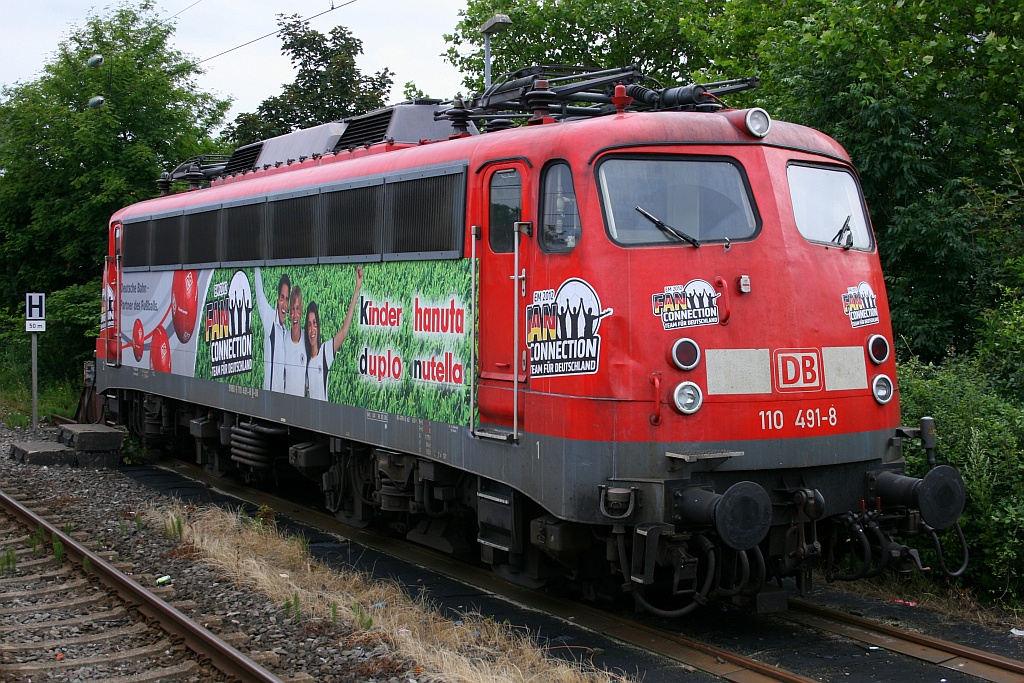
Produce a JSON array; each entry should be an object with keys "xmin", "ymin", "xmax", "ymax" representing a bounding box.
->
[{"xmin": 1, "ymin": 423, "xmax": 416, "ymax": 683}]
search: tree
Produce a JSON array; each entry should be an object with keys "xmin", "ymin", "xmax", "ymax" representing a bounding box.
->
[
  {"xmin": 444, "ymin": 0, "xmax": 716, "ymax": 95},
  {"xmin": 0, "ymin": 1, "xmax": 230, "ymax": 311},
  {"xmin": 223, "ymin": 16, "xmax": 393, "ymax": 146},
  {"xmin": 685, "ymin": 0, "xmax": 1024, "ymax": 359}
]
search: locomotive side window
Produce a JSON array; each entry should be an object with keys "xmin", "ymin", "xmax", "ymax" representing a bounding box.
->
[
  {"xmin": 787, "ymin": 164, "xmax": 872, "ymax": 250},
  {"xmin": 598, "ymin": 157, "xmax": 758, "ymax": 246},
  {"xmin": 489, "ymin": 169, "xmax": 521, "ymax": 253},
  {"xmin": 540, "ymin": 162, "xmax": 581, "ymax": 252}
]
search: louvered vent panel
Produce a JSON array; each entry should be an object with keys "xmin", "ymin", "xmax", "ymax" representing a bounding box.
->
[
  {"xmin": 322, "ymin": 185, "xmax": 383, "ymax": 258},
  {"xmin": 122, "ymin": 220, "xmax": 152, "ymax": 267},
  {"xmin": 223, "ymin": 203, "xmax": 265, "ymax": 262},
  {"xmin": 385, "ymin": 173, "xmax": 464, "ymax": 255},
  {"xmin": 269, "ymin": 195, "xmax": 318, "ymax": 260},
  {"xmin": 332, "ymin": 110, "xmax": 394, "ymax": 150},
  {"xmin": 224, "ymin": 142, "xmax": 263, "ymax": 175},
  {"xmin": 185, "ymin": 211, "xmax": 220, "ymax": 263},
  {"xmin": 151, "ymin": 216, "xmax": 183, "ymax": 266}
]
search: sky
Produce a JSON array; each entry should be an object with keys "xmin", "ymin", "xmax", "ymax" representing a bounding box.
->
[{"xmin": 0, "ymin": 0, "xmax": 471, "ymax": 121}]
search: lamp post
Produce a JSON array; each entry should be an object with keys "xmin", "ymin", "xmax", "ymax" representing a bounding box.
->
[{"xmin": 480, "ymin": 14, "xmax": 512, "ymax": 90}]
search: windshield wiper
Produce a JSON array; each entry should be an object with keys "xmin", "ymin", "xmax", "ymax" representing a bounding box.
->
[
  {"xmin": 832, "ymin": 215, "xmax": 853, "ymax": 250},
  {"xmin": 635, "ymin": 205, "xmax": 700, "ymax": 248}
]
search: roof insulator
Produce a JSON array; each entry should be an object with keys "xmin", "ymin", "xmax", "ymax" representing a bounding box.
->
[
  {"xmin": 611, "ymin": 83, "xmax": 633, "ymax": 114},
  {"xmin": 156, "ymin": 172, "xmax": 171, "ymax": 196},
  {"xmin": 526, "ymin": 79, "xmax": 559, "ymax": 123}
]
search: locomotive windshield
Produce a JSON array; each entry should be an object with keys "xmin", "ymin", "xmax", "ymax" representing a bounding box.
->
[
  {"xmin": 787, "ymin": 163, "xmax": 873, "ymax": 250},
  {"xmin": 598, "ymin": 157, "xmax": 758, "ymax": 246}
]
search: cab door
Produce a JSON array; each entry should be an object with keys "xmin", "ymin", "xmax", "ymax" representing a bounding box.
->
[{"xmin": 476, "ymin": 163, "xmax": 531, "ymax": 438}]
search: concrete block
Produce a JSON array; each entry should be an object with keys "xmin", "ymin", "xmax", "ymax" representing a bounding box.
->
[
  {"xmin": 9, "ymin": 441, "xmax": 76, "ymax": 466},
  {"xmin": 58, "ymin": 423, "xmax": 125, "ymax": 452}
]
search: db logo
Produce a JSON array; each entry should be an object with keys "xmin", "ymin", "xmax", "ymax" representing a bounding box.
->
[{"xmin": 774, "ymin": 349, "xmax": 822, "ymax": 392}]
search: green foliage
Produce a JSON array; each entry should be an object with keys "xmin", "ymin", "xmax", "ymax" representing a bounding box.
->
[
  {"xmin": 976, "ymin": 288, "xmax": 1024, "ymax": 405},
  {"xmin": 0, "ymin": 1, "xmax": 229, "ymax": 311},
  {"xmin": 445, "ymin": 0, "xmax": 715, "ymax": 94},
  {"xmin": 403, "ymin": 82, "xmax": 427, "ymax": 101},
  {"xmin": 120, "ymin": 436, "xmax": 146, "ymax": 465},
  {"xmin": 1, "ymin": 547, "xmax": 17, "ymax": 574},
  {"xmin": 898, "ymin": 357, "xmax": 1024, "ymax": 602},
  {"xmin": 52, "ymin": 539, "xmax": 65, "ymax": 567},
  {"xmin": 223, "ymin": 15, "xmax": 392, "ymax": 146},
  {"xmin": 4, "ymin": 413, "xmax": 29, "ymax": 429},
  {"xmin": 689, "ymin": 0, "xmax": 1024, "ymax": 360},
  {"xmin": 0, "ymin": 281, "xmax": 100, "ymax": 390},
  {"xmin": 163, "ymin": 515, "xmax": 184, "ymax": 541},
  {"xmin": 351, "ymin": 601, "xmax": 373, "ymax": 630}
]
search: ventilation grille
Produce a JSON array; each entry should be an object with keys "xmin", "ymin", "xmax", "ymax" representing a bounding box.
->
[
  {"xmin": 224, "ymin": 142, "xmax": 263, "ymax": 175},
  {"xmin": 151, "ymin": 216, "xmax": 182, "ymax": 267},
  {"xmin": 322, "ymin": 185, "xmax": 383, "ymax": 259},
  {"xmin": 333, "ymin": 109, "xmax": 395, "ymax": 150},
  {"xmin": 269, "ymin": 195, "xmax": 318, "ymax": 260},
  {"xmin": 185, "ymin": 210, "xmax": 220, "ymax": 264},
  {"xmin": 385, "ymin": 174, "xmax": 464, "ymax": 256},
  {"xmin": 122, "ymin": 220, "xmax": 151, "ymax": 268}
]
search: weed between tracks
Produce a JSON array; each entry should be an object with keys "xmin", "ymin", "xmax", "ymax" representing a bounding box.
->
[{"xmin": 159, "ymin": 503, "xmax": 631, "ymax": 683}]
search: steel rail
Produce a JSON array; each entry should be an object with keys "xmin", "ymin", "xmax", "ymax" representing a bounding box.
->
[
  {"xmin": 0, "ymin": 489, "xmax": 287, "ymax": 683},
  {"xmin": 156, "ymin": 458, "xmax": 818, "ymax": 683},
  {"xmin": 789, "ymin": 598, "xmax": 1024, "ymax": 680}
]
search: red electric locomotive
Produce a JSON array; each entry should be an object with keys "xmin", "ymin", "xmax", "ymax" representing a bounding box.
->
[{"xmin": 92, "ymin": 66, "xmax": 966, "ymax": 615}]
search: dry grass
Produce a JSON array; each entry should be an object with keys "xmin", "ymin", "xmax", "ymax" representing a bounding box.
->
[{"xmin": 157, "ymin": 503, "xmax": 631, "ymax": 683}]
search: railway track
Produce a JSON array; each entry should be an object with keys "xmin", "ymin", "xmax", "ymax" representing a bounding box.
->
[
  {"xmin": 155, "ymin": 456, "xmax": 1024, "ymax": 683},
  {"xmin": 0, "ymin": 489, "xmax": 287, "ymax": 683},
  {"xmin": 785, "ymin": 598, "xmax": 1024, "ymax": 683}
]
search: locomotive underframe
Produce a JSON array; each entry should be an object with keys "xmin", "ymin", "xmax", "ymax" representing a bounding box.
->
[{"xmin": 97, "ymin": 362, "xmax": 959, "ymax": 613}]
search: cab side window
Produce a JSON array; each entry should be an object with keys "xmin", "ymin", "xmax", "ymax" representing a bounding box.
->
[
  {"xmin": 540, "ymin": 162, "xmax": 580, "ymax": 252},
  {"xmin": 489, "ymin": 169, "xmax": 521, "ymax": 254}
]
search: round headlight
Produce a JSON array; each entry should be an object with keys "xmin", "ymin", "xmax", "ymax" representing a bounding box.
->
[
  {"xmin": 745, "ymin": 108, "xmax": 771, "ymax": 138},
  {"xmin": 872, "ymin": 374, "xmax": 894, "ymax": 405},
  {"xmin": 670, "ymin": 338, "xmax": 701, "ymax": 371},
  {"xmin": 867, "ymin": 334, "xmax": 890, "ymax": 365},
  {"xmin": 673, "ymin": 382, "xmax": 704, "ymax": 414}
]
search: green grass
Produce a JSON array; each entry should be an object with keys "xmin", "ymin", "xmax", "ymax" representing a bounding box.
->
[{"xmin": 0, "ymin": 377, "xmax": 80, "ymax": 426}]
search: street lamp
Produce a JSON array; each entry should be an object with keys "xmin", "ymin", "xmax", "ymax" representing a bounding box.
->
[
  {"xmin": 88, "ymin": 53, "xmax": 107, "ymax": 109},
  {"xmin": 480, "ymin": 13, "xmax": 512, "ymax": 90}
]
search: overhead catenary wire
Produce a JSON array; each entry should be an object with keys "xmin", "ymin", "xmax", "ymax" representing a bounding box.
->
[{"xmin": 197, "ymin": 0, "xmax": 359, "ymax": 65}]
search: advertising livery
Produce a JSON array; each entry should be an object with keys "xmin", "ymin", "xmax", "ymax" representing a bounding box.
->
[{"xmin": 119, "ymin": 261, "xmax": 474, "ymax": 425}]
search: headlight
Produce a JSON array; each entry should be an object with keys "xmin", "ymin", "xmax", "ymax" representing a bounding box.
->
[
  {"xmin": 745, "ymin": 108, "xmax": 772, "ymax": 137},
  {"xmin": 867, "ymin": 334, "xmax": 890, "ymax": 365},
  {"xmin": 673, "ymin": 382, "xmax": 704, "ymax": 414},
  {"xmin": 670, "ymin": 338, "xmax": 701, "ymax": 370},
  {"xmin": 872, "ymin": 374, "xmax": 894, "ymax": 404}
]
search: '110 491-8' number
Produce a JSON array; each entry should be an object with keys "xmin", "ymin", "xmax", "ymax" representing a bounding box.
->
[{"xmin": 759, "ymin": 407, "xmax": 838, "ymax": 430}]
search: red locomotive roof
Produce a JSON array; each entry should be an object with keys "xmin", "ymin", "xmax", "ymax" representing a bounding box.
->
[{"xmin": 110, "ymin": 110, "xmax": 851, "ymax": 225}]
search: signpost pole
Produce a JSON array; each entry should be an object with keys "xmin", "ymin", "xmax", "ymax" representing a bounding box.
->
[
  {"xmin": 25, "ymin": 292, "xmax": 46, "ymax": 430},
  {"xmin": 31, "ymin": 332, "xmax": 38, "ymax": 429}
]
